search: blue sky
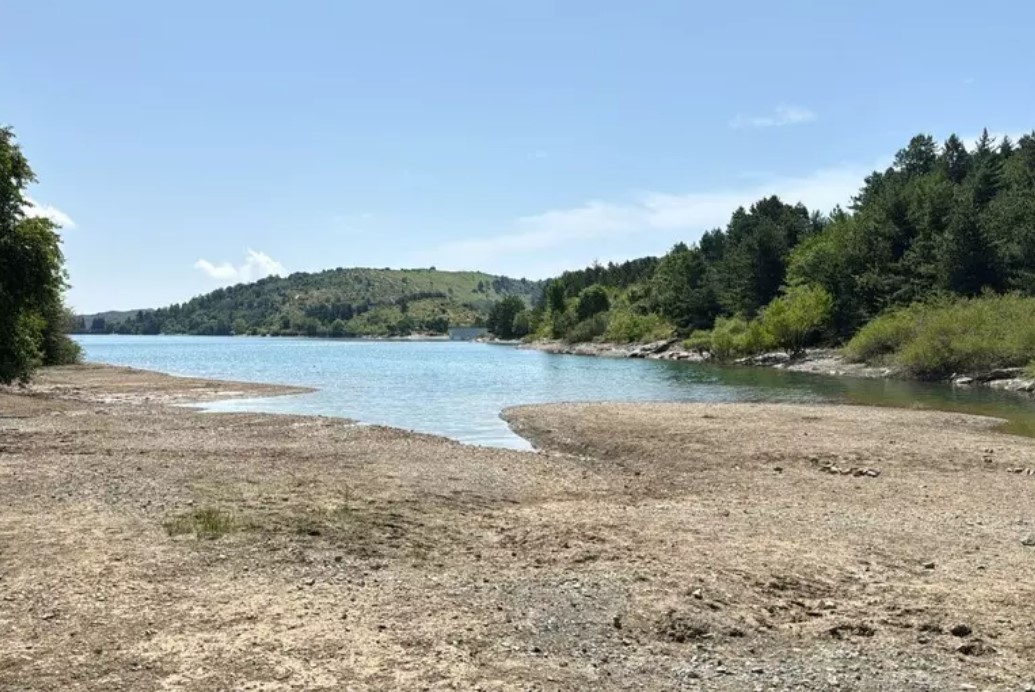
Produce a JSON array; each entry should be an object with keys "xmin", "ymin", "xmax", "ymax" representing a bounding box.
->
[{"xmin": 6, "ymin": 0, "xmax": 1033, "ymax": 312}]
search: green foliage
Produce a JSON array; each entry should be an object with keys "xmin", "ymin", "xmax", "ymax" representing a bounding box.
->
[
  {"xmin": 85, "ymin": 268, "xmax": 541, "ymax": 338},
  {"xmin": 707, "ymin": 315, "xmax": 774, "ymax": 360},
  {"xmin": 683, "ymin": 330, "xmax": 713, "ymax": 354},
  {"xmin": 511, "ymin": 310, "xmax": 532, "ymax": 339},
  {"xmin": 565, "ymin": 312, "xmax": 610, "ymax": 343},
  {"xmin": 549, "ymin": 308, "xmax": 576, "ymax": 340},
  {"xmin": 0, "ymin": 127, "xmax": 78, "ymax": 383},
  {"xmin": 486, "ymin": 295, "xmax": 528, "ymax": 339},
  {"xmin": 575, "ymin": 285, "xmax": 610, "ymax": 321},
  {"xmin": 603, "ymin": 310, "xmax": 674, "ymax": 343},
  {"xmin": 650, "ymin": 243, "xmax": 719, "ymax": 331},
  {"xmin": 545, "ymin": 280, "xmax": 567, "ymax": 314},
  {"xmin": 843, "ymin": 306, "xmax": 922, "ymax": 363},
  {"xmin": 846, "ymin": 294, "xmax": 1035, "ymax": 379},
  {"xmin": 758, "ymin": 285, "xmax": 833, "ymax": 357}
]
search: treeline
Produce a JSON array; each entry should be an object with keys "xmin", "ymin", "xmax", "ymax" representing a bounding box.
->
[
  {"xmin": 80, "ymin": 268, "xmax": 542, "ymax": 338},
  {"xmin": 0, "ymin": 127, "xmax": 80, "ymax": 383},
  {"xmin": 487, "ymin": 129, "xmax": 1035, "ymax": 376}
]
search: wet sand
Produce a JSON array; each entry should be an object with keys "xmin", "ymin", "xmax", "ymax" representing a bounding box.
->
[{"xmin": 1, "ymin": 365, "xmax": 1033, "ymax": 690}]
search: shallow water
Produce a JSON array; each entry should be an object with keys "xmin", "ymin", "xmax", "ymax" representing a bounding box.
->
[{"xmin": 75, "ymin": 335, "xmax": 1035, "ymax": 449}]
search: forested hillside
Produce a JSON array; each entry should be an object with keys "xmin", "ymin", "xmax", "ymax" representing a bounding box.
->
[
  {"xmin": 489, "ymin": 129, "xmax": 1035, "ymax": 377},
  {"xmin": 81, "ymin": 268, "xmax": 542, "ymax": 337}
]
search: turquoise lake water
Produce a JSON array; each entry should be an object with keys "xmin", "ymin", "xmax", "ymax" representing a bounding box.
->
[{"xmin": 75, "ymin": 335, "xmax": 1035, "ymax": 449}]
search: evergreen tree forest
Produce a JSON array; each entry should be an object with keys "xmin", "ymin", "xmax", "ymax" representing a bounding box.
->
[{"xmin": 488, "ymin": 130, "xmax": 1035, "ymax": 378}]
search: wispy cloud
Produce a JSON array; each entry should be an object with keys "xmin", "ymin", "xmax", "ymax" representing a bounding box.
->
[
  {"xmin": 418, "ymin": 164, "xmax": 867, "ymax": 276},
  {"xmin": 23, "ymin": 197, "xmax": 76, "ymax": 229},
  {"xmin": 194, "ymin": 249, "xmax": 285, "ymax": 284},
  {"xmin": 731, "ymin": 105, "xmax": 816, "ymax": 129}
]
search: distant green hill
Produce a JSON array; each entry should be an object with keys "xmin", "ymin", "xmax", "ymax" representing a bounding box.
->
[{"xmin": 77, "ymin": 268, "xmax": 542, "ymax": 337}]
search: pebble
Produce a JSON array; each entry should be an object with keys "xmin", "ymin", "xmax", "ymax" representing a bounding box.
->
[
  {"xmin": 1022, "ymin": 535, "xmax": 1035, "ymax": 547},
  {"xmin": 923, "ymin": 561, "xmax": 936, "ymax": 570},
  {"xmin": 950, "ymin": 623, "xmax": 972, "ymax": 637}
]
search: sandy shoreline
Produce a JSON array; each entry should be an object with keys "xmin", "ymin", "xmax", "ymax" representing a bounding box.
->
[{"xmin": 1, "ymin": 364, "xmax": 1034, "ymax": 690}]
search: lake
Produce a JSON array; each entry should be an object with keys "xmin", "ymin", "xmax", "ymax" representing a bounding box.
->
[{"xmin": 74, "ymin": 335, "xmax": 1035, "ymax": 449}]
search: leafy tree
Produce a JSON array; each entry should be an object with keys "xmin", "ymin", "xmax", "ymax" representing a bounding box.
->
[
  {"xmin": 575, "ymin": 285, "xmax": 610, "ymax": 321},
  {"xmin": 0, "ymin": 127, "xmax": 79, "ymax": 383},
  {"xmin": 650, "ymin": 243, "xmax": 719, "ymax": 331},
  {"xmin": 759, "ymin": 285, "xmax": 833, "ymax": 357},
  {"xmin": 329, "ymin": 319, "xmax": 348, "ymax": 337},
  {"xmin": 545, "ymin": 280, "xmax": 566, "ymax": 314},
  {"xmin": 511, "ymin": 310, "xmax": 532, "ymax": 339},
  {"xmin": 486, "ymin": 295, "xmax": 526, "ymax": 339}
]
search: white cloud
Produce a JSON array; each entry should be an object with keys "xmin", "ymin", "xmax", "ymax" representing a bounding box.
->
[
  {"xmin": 194, "ymin": 249, "xmax": 285, "ymax": 284},
  {"xmin": 731, "ymin": 105, "xmax": 816, "ymax": 129},
  {"xmin": 418, "ymin": 164, "xmax": 867, "ymax": 277},
  {"xmin": 23, "ymin": 197, "xmax": 76, "ymax": 229}
]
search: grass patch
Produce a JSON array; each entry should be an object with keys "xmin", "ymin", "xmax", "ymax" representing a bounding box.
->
[
  {"xmin": 845, "ymin": 294, "xmax": 1035, "ymax": 379},
  {"xmin": 164, "ymin": 507, "xmax": 237, "ymax": 539}
]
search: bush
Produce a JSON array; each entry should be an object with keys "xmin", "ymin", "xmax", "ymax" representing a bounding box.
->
[
  {"xmin": 843, "ymin": 306, "xmax": 921, "ymax": 363},
  {"xmin": 759, "ymin": 285, "xmax": 833, "ymax": 357},
  {"xmin": 683, "ymin": 330, "xmax": 713, "ymax": 354},
  {"xmin": 565, "ymin": 313, "xmax": 610, "ymax": 343},
  {"xmin": 845, "ymin": 294, "xmax": 1035, "ymax": 379},
  {"xmin": 709, "ymin": 316, "xmax": 749, "ymax": 360},
  {"xmin": 709, "ymin": 315, "xmax": 775, "ymax": 360},
  {"xmin": 603, "ymin": 309, "xmax": 674, "ymax": 343}
]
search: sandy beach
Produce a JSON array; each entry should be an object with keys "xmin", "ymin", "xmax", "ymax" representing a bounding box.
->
[{"xmin": 1, "ymin": 364, "xmax": 1034, "ymax": 690}]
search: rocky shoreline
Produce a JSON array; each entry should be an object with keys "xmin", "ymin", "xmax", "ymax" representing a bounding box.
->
[
  {"xmin": 520, "ymin": 339, "xmax": 1035, "ymax": 394},
  {"xmin": 3, "ymin": 365, "xmax": 1035, "ymax": 689}
]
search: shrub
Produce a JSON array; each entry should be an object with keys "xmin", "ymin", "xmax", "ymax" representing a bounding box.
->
[
  {"xmin": 565, "ymin": 312, "xmax": 610, "ymax": 343},
  {"xmin": 709, "ymin": 315, "xmax": 775, "ymax": 360},
  {"xmin": 709, "ymin": 316, "xmax": 749, "ymax": 360},
  {"xmin": 846, "ymin": 294, "xmax": 1035, "ymax": 379},
  {"xmin": 759, "ymin": 285, "xmax": 833, "ymax": 357},
  {"xmin": 843, "ymin": 306, "xmax": 920, "ymax": 363},
  {"xmin": 683, "ymin": 330, "xmax": 713, "ymax": 354},
  {"xmin": 603, "ymin": 310, "xmax": 674, "ymax": 343}
]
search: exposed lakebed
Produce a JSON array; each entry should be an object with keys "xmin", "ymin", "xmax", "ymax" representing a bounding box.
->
[{"xmin": 75, "ymin": 335, "xmax": 1035, "ymax": 448}]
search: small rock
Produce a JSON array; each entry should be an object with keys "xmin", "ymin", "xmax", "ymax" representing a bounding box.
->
[
  {"xmin": 1022, "ymin": 535, "xmax": 1035, "ymax": 547},
  {"xmin": 956, "ymin": 640, "xmax": 995, "ymax": 657},
  {"xmin": 923, "ymin": 561, "xmax": 936, "ymax": 570},
  {"xmin": 950, "ymin": 623, "xmax": 972, "ymax": 637}
]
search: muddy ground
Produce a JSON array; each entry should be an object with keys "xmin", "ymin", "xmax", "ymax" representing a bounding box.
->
[{"xmin": 1, "ymin": 364, "xmax": 1034, "ymax": 690}]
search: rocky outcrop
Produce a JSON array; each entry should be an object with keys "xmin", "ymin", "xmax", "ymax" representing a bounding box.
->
[{"xmin": 953, "ymin": 368, "xmax": 1035, "ymax": 393}]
